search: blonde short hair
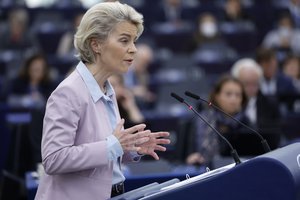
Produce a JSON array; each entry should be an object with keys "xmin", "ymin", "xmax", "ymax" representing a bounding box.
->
[{"xmin": 74, "ymin": 1, "xmax": 144, "ymax": 64}]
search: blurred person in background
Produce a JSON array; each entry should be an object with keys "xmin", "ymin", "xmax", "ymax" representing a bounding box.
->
[
  {"xmin": 222, "ymin": 0, "xmax": 250, "ymax": 22},
  {"xmin": 150, "ymin": 0, "xmax": 194, "ymax": 34},
  {"xmin": 7, "ymin": 53, "xmax": 56, "ymax": 109},
  {"xmin": 125, "ymin": 43, "xmax": 156, "ymax": 109},
  {"xmin": 109, "ymin": 74, "xmax": 145, "ymax": 129},
  {"xmin": 155, "ymin": 0, "xmax": 183, "ymax": 25},
  {"xmin": 56, "ymin": 12, "xmax": 84, "ymax": 57},
  {"xmin": 217, "ymin": 0, "xmax": 256, "ymax": 57},
  {"xmin": 256, "ymin": 47, "xmax": 297, "ymax": 96},
  {"xmin": 262, "ymin": 13, "xmax": 300, "ymax": 57},
  {"xmin": 7, "ymin": 53, "xmax": 57, "ymax": 165},
  {"xmin": 2, "ymin": 53, "xmax": 56, "ymax": 200},
  {"xmin": 278, "ymin": 0, "xmax": 300, "ymax": 28},
  {"xmin": 193, "ymin": 13, "xmax": 222, "ymax": 48},
  {"xmin": 186, "ymin": 75, "xmax": 248, "ymax": 167},
  {"xmin": 231, "ymin": 58, "xmax": 282, "ymax": 150},
  {"xmin": 0, "ymin": 8, "xmax": 38, "ymax": 51},
  {"xmin": 288, "ymin": 0, "xmax": 300, "ymax": 28},
  {"xmin": 190, "ymin": 12, "xmax": 237, "ymax": 63},
  {"xmin": 282, "ymin": 54, "xmax": 300, "ymax": 93}
]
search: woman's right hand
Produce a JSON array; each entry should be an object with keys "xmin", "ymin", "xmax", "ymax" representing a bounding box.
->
[{"xmin": 113, "ymin": 119, "xmax": 150, "ymax": 152}]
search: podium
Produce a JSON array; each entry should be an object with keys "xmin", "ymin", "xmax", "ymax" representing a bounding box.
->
[{"xmin": 113, "ymin": 143, "xmax": 300, "ymax": 200}]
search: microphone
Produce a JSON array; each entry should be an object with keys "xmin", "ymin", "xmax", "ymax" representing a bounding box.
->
[
  {"xmin": 184, "ymin": 91, "xmax": 271, "ymax": 153},
  {"xmin": 170, "ymin": 92, "xmax": 241, "ymax": 165}
]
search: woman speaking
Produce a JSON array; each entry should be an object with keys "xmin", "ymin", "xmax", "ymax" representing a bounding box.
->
[{"xmin": 35, "ymin": 2, "xmax": 170, "ymax": 199}]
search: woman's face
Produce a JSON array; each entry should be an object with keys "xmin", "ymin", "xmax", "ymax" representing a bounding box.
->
[
  {"xmin": 29, "ymin": 58, "xmax": 46, "ymax": 83},
  {"xmin": 98, "ymin": 21, "xmax": 138, "ymax": 75},
  {"xmin": 216, "ymin": 81, "xmax": 243, "ymax": 115}
]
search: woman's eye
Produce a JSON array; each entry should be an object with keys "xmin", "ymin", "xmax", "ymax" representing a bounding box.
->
[{"xmin": 120, "ymin": 39, "xmax": 128, "ymax": 43}]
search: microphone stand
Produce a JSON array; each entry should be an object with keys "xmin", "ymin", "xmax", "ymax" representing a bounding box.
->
[
  {"xmin": 185, "ymin": 91, "xmax": 271, "ymax": 153},
  {"xmin": 171, "ymin": 93, "xmax": 241, "ymax": 165}
]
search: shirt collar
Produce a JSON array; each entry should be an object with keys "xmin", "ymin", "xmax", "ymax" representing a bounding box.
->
[
  {"xmin": 248, "ymin": 96, "xmax": 257, "ymax": 105},
  {"xmin": 76, "ymin": 61, "xmax": 115, "ymax": 102}
]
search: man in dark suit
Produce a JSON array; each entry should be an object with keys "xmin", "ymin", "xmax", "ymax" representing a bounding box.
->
[
  {"xmin": 256, "ymin": 48, "xmax": 297, "ymax": 96},
  {"xmin": 231, "ymin": 58, "xmax": 282, "ymax": 151}
]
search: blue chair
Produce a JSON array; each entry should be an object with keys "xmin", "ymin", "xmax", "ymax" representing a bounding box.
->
[
  {"xmin": 220, "ymin": 21, "xmax": 258, "ymax": 55},
  {"xmin": 151, "ymin": 22, "xmax": 195, "ymax": 53}
]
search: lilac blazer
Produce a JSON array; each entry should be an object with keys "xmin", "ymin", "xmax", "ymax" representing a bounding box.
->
[{"xmin": 35, "ymin": 68, "xmax": 136, "ymax": 200}]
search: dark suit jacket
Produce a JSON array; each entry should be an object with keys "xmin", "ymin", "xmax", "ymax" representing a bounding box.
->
[
  {"xmin": 276, "ymin": 73, "xmax": 297, "ymax": 95},
  {"xmin": 256, "ymin": 91, "xmax": 281, "ymax": 149}
]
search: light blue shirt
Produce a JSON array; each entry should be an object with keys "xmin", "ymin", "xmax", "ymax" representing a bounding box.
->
[
  {"xmin": 76, "ymin": 61, "xmax": 125, "ymax": 184},
  {"xmin": 260, "ymin": 77, "xmax": 276, "ymax": 95}
]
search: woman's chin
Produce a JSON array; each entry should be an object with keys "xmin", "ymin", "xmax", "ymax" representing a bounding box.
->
[{"xmin": 120, "ymin": 66, "xmax": 130, "ymax": 73}]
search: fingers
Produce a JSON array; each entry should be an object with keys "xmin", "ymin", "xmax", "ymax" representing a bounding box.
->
[
  {"xmin": 124, "ymin": 123, "xmax": 146, "ymax": 134},
  {"xmin": 134, "ymin": 133, "xmax": 150, "ymax": 145},
  {"xmin": 150, "ymin": 131, "xmax": 170, "ymax": 138},
  {"xmin": 150, "ymin": 152, "xmax": 159, "ymax": 160},
  {"xmin": 155, "ymin": 138, "xmax": 171, "ymax": 145},
  {"xmin": 128, "ymin": 130, "xmax": 150, "ymax": 144},
  {"xmin": 117, "ymin": 126, "xmax": 170, "ymax": 155},
  {"xmin": 154, "ymin": 145, "xmax": 167, "ymax": 152},
  {"xmin": 118, "ymin": 129, "xmax": 150, "ymax": 152},
  {"xmin": 146, "ymin": 132, "xmax": 170, "ymax": 146}
]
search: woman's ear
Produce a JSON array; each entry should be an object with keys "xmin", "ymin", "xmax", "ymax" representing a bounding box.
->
[{"xmin": 90, "ymin": 38, "xmax": 101, "ymax": 54}]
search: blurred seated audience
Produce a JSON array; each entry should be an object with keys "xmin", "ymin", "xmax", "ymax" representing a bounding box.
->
[
  {"xmin": 150, "ymin": 0, "xmax": 194, "ymax": 33},
  {"xmin": 153, "ymin": 0, "xmax": 183, "ymax": 25},
  {"xmin": 288, "ymin": 0, "xmax": 300, "ymax": 28},
  {"xmin": 109, "ymin": 74, "xmax": 145, "ymax": 129},
  {"xmin": 192, "ymin": 13, "xmax": 223, "ymax": 49},
  {"xmin": 56, "ymin": 12, "xmax": 84, "ymax": 57},
  {"xmin": 150, "ymin": 0, "xmax": 194, "ymax": 52},
  {"xmin": 2, "ymin": 54, "xmax": 57, "ymax": 200},
  {"xmin": 256, "ymin": 47, "xmax": 297, "ymax": 96},
  {"xmin": 222, "ymin": 0, "xmax": 250, "ymax": 22},
  {"xmin": 191, "ymin": 13, "xmax": 237, "ymax": 64},
  {"xmin": 274, "ymin": 0, "xmax": 300, "ymax": 28},
  {"xmin": 7, "ymin": 53, "xmax": 56, "ymax": 109},
  {"xmin": 282, "ymin": 54, "xmax": 300, "ymax": 93},
  {"xmin": 231, "ymin": 58, "xmax": 282, "ymax": 149},
  {"xmin": 262, "ymin": 13, "xmax": 300, "ymax": 58},
  {"xmin": 125, "ymin": 43, "xmax": 156, "ymax": 109},
  {"xmin": 186, "ymin": 75, "xmax": 248, "ymax": 167},
  {"xmin": 218, "ymin": 0, "xmax": 257, "ymax": 56},
  {"xmin": 0, "ymin": 8, "xmax": 38, "ymax": 52}
]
